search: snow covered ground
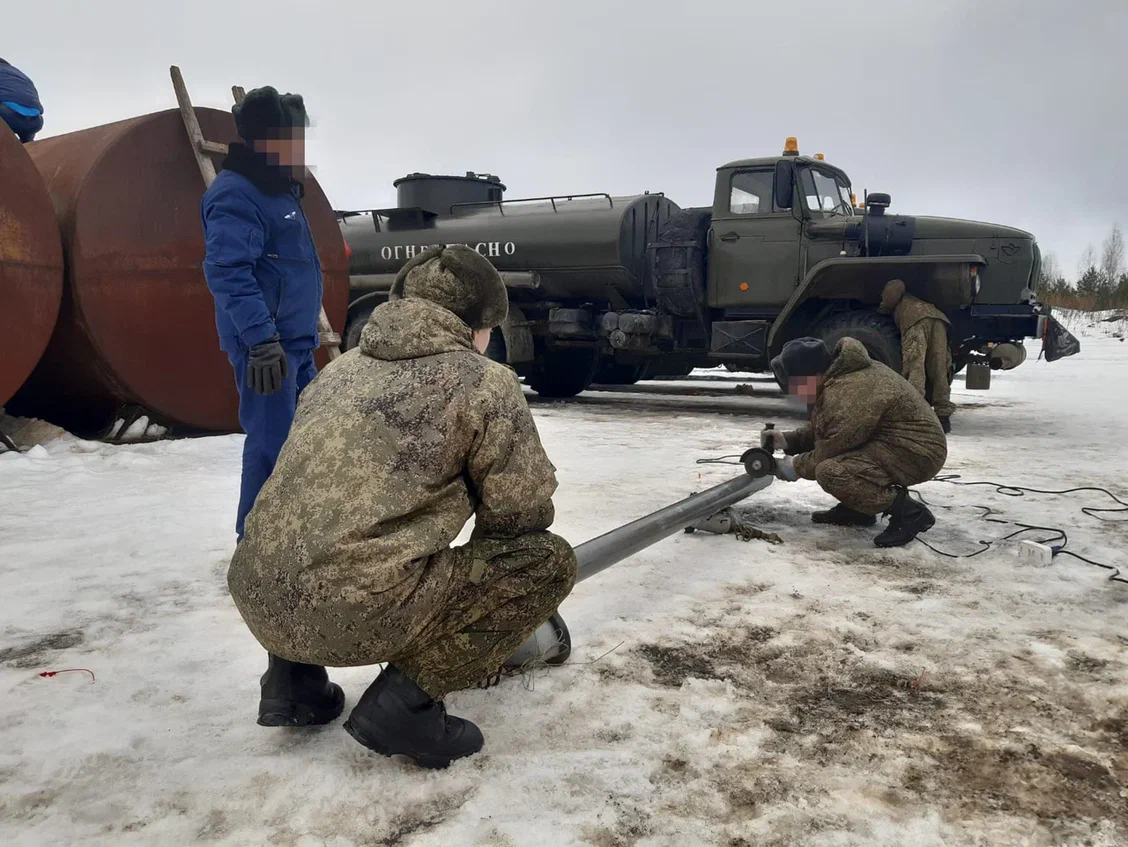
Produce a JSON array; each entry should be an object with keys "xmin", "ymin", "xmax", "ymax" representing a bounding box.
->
[{"xmin": 2, "ymin": 319, "xmax": 1126, "ymax": 846}]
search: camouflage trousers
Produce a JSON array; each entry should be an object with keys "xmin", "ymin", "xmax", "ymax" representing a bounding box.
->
[
  {"xmin": 814, "ymin": 448, "xmax": 942, "ymax": 515},
  {"xmin": 902, "ymin": 318, "xmax": 955, "ymax": 418},
  {"xmin": 394, "ymin": 531, "xmax": 577, "ymax": 699}
]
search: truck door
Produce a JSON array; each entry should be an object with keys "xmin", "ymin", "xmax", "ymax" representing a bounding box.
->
[{"xmin": 707, "ymin": 167, "xmax": 801, "ymax": 310}]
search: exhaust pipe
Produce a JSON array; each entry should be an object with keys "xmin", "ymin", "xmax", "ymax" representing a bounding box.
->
[{"xmin": 503, "ymin": 466, "xmax": 774, "ymax": 669}]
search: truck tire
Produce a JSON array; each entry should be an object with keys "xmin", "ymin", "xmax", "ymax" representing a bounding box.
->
[
  {"xmin": 814, "ymin": 310, "xmax": 902, "ymax": 373},
  {"xmin": 343, "ymin": 302, "xmax": 377, "ymax": 352},
  {"xmin": 651, "ymin": 362, "xmax": 694, "ymax": 379},
  {"xmin": 527, "ymin": 350, "xmax": 598, "ymax": 398},
  {"xmin": 486, "ymin": 328, "xmax": 507, "ymax": 364},
  {"xmin": 594, "ymin": 362, "xmax": 644, "ymax": 385}
]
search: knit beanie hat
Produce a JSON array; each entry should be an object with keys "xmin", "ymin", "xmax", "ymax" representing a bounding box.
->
[{"xmin": 770, "ymin": 337, "xmax": 833, "ymax": 386}]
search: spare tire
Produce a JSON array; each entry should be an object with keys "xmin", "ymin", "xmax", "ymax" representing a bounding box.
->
[
  {"xmin": 814, "ymin": 310, "xmax": 902, "ymax": 373},
  {"xmin": 650, "ymin": 207, "xmax": 711, "ymax": 318}
]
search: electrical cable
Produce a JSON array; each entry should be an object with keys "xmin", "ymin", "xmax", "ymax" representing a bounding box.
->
[
  {"xmin": 910, "ymin": 477, "xmax": 1125, "ymax": 583},
  {"xmin": 929, "ymin": 474, "xmax": 1128, "ymax": 522},
  {"xmin": 695, "ymin": 452, "xmax": 1127, "ymax": 584}
]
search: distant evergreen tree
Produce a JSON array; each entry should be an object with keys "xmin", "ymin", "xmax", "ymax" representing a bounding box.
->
[{"xmin": 1075, "ymin": 266, "xmax": 1107, "ymax": 302}]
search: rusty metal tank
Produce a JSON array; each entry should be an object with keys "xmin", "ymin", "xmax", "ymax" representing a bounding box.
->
[
  {"xmin": 0, "ymin": 128, "xmax": 64, "ymax": 408},
  {"xmin": 10, "ymin": 107, "xmax": 348, "ymax": 433}
]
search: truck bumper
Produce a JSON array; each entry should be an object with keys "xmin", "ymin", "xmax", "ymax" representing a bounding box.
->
[
  {"xmin": 949, "ymin": 303, "xmax": 1044, "ymax": 345},
  {"xmin": 951, "ymin": 303, "xmax": 1080, "ymax": 367}
]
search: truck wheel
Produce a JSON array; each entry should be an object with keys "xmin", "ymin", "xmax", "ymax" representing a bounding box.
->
[
  {"xmin": 527, "ymin": 350, "xmax": 598, "ymax": 398},
  {"xmin": 594, "ymin": 362, "xmax": 644, "ymax": 385},
  {"xmin": 486, "ymin": 328, "xmax": 507, "ymax": 364},
  {"xmin": 651, "ymin": 363, "xmax": 694, "ymax": 378},
  {"xmin": 814, "ymin": 310, "xmax": 902, "ymax": 373},
  {"xmin": 343, "ymin": 302, "xmax": 377, "ymax": 352}
]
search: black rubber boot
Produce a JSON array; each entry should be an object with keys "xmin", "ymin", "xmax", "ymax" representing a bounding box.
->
[
  {"xmin": 343, "ymin": 664, "xmax": 484, "ymax": 769},
  {"xmin": 874, "ymin": 488, "xmax": 936, "ymax": 548},
  {"xmin": 257, "ymin": 654, "xmax": 345, "ymax": 727},
  {"xmin": 811, "ymin": 502, "xmax": 877, "ymax": 527},
  {"xmin": 940, "ymin": 416, "xmax": 951, "ymax": 434}
]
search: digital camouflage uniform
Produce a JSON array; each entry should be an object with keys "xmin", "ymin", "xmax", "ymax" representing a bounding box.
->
[
  {"xmin": 783, "ymin": 338, "xmax": 948, "ymax": 514},
  {"xmin": 879, "ymin": 279, "xmax": 955, "ymax": 419},
  {"xmin": 227, "ymin": 247, "xmax": 577, "ymax": 699}
]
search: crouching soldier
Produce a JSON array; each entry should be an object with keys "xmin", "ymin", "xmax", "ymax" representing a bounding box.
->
[
  {"xmin": 762, "ymin": 337, "xmax": 947, "ymax": 547},
  {"xmin": 878, "ymin": 279, "xmax": 955, "ymax": 433},
  {"xmin": 226, "ymin": 245, "xmax": 578, "ymax": 768}
]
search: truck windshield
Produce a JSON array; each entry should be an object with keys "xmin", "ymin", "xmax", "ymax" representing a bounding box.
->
[{"xmin": 801, "ymin": 168, "xmax": 853, "ymax": 218}]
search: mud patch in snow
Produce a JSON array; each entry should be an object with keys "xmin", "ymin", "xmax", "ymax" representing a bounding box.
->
[{"xmin": 0, "ymin": 631, "xmax": 85, "ymax": 668}]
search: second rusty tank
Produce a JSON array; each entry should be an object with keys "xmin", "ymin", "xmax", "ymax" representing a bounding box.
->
[
  {"xmin": 10, "ymin": 107, "xmax": 348, "ymax": 433},
  {"xmin": 0, "ymin": 127, "xmax": 63, "ymax": 409}
]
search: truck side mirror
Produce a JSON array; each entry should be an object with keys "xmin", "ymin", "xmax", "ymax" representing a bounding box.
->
[{"xmin": 773, "ymin": 160, "xmax": 794, "ymax": 210}]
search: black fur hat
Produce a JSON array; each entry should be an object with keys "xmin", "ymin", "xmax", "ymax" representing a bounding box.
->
[
  {"xmin": 770, "ymin": 337, "xmax": 833, "ymax": 384},
  {"xmin": 233, "ymin": 86, "xmax": 308, "ymax": 142}
]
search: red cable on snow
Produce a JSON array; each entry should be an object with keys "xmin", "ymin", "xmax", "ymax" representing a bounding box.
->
[{"xmin": 39, "ymin": 668, "xmax": 96, "ymax": 683}]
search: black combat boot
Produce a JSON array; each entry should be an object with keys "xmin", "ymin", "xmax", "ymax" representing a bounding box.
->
[
  {"xmin": 811, "ymin": 502, "xmax": 877, "ymax": 527},
  {"xmin": 940, "ymin": 416, "xmax": 951, "ymax": 434},
  {"xmin": 257, "ymin": 654, "xmax": 345, "ymax": 727},
  {"xmin": 343, "ymin": 664, "xmax": 484, "ymax": 769},
  {"xmin": 874, "ymin": 488, "xmax": 936, "ymax": 548}
]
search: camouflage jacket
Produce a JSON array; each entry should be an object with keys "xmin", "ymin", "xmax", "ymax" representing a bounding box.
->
[
  {"xmin": 783, "ymin": 338, "xmax": 947, "ymax": 481},
  {"xmin": 891, "ymin": 293, "xmax": 949, "ymax": 334},
  {"xmin": 227, "ymin": 297, "xmax": 560, "ymax": 650}
]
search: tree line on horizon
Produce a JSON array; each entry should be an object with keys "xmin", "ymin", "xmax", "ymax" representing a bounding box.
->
[{"xmin": 1037, "ymin": 223, "xmax": 1127, "ymax": 311}]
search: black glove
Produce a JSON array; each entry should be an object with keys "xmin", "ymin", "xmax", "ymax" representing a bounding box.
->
[{"xmin": 247, "ymin": 337, "xmax": 288, "ymax": 396}]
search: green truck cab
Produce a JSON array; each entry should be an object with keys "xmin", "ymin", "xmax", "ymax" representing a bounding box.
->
[{"xmin": 339, "ymin": 139, "xmax": 1066, "ymax": 396}]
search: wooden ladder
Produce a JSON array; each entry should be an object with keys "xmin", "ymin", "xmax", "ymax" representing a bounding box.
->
[{"xmin": 170, "ymin": 66, "xmax": 342, "ymax": 360}]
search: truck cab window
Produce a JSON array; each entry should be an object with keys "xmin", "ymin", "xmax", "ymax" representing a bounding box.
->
[
  {"xmin": 800, "ymin": 168, "xmax": 854, "ymax": 218},
  {"xmin": 729, "ymin": 170, "xmax": 774, "ymax": 215}
]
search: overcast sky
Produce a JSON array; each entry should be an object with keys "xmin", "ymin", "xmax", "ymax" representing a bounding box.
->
[{"xmin": 10, "ymin": 0, "xmax": 1126, "ymax": 277}]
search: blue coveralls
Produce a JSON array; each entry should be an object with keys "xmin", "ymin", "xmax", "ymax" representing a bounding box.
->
[{"xmin": 201, "ymin": 166, "xmax": 323, "ymax": 539}]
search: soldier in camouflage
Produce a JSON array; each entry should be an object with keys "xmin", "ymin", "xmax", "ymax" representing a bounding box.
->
[
  {"xmin": 227, "ymin": 244, "xmax": 578, "ymax": 768},
  {"xmin": 878, "ymin": 279, "xmax": 955, "ymax": 433},
  {"xmin": 762, "ymin": 336, "xmax": 947, "ymax": 547}
]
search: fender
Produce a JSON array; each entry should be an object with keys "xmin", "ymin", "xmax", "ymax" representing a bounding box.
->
[{"xmin": 768, "ymin": 253, "xmax": 986, "ymax": 348}]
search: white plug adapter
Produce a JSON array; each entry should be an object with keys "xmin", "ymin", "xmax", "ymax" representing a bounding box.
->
[{"xmin": 1017, "ymin": 540, "xmax": 1054, "ymax": 567}]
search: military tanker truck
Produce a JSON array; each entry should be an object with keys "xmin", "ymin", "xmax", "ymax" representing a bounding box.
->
[{"xmin": 338, "ymin": 138, "xmax": 1067, "ymax": 397}]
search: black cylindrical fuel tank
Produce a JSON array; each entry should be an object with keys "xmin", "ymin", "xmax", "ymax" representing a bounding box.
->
[{"xmin": 341, "ymin": 191, "xmax": 681, "ymax": 303}]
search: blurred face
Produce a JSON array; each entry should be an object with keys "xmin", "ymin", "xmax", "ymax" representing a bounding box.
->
[
  {"xmin": 787, "ymin": 374, "xmax": 822, "ymax": 404},
  {"xmin": 255, "ymin": 128, "xmax": 306, "ymax": 174},
  {"xmin": 473, "ymin": 327, "xmax": 493, "ymax": 354}
]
